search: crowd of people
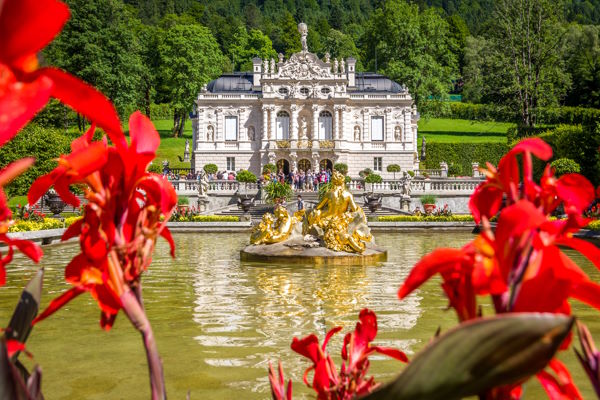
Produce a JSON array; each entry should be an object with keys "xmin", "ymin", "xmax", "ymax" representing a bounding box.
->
[
  {"xmin": 261, "ymin": 168, "xmax": 332, "ymax": 192},
  {"xmin": 163, "ymin": 166, "xmax": 334, "ymax": 192}
]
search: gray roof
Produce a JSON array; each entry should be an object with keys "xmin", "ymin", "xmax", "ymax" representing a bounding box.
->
[
  {"xmin": 353, "ymin": 73, "xmax": 404, "ymax": 93},
  {"xmin": 205, "ymin": 72, "xmax": 404, "ymax": 93},
  {"xmin": 206, "ymin": 73, "xmax": 254, "ymax": 93}
]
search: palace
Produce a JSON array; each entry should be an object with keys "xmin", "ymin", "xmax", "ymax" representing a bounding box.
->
[{"xmin": 191, "ymin": 23, "xmax": 419, "ymax": 178}]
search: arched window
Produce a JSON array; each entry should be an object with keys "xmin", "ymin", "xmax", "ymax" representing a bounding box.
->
[
  {"xmin": 318, "ymin": 111, "xmax": 332, "ymax": 140},
  {"xmin": 276, "ymin": 111, "xmax": 289, "ymax": 140}
]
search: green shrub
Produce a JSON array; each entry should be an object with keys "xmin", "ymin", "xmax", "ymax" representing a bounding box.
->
[
  {"xmin": 359, "ymin": 168, "xmax": 373, "ymax": 178},
  {"xmin": 378, "ymin": 215, "xmax": 474, "ymax": 222},
  {"xmin": 550, "ymin": 158, "xmax": 581, "ymax": 177},
  {"xmin": 364, "ymin": 174, "xmax": 382, "ymax": 183},
  {"xmin": 150, "ymin": 103, "xmax": 173, "ymax": 120},
  {"xmin": 263, "ymin": 181, "xmax": 293, "ymax": 204},
  {"xmin": 538, "ymin": 124, "xmax": 600, "ymax": 186},
  {"xmin": 420, "ymin": 194, "xmax": 437, "ymax": 205},
  {"xmin": 334, "ymin": 163, "xmax": 348, "ymax": 175},
  {"xmin": 262, "ymin": 163, "xmax": 277, "ymax": 175},
  {"xmin": 386, "ymin": 164, "xmax": 401, "ymax": 179},
  {"xmin": 236, "ymin": 170, "xmax": 257, "ymax": 183},
  {"xmin": 448, "ymin": 163, "xmax": 462, "ymax": 177},
  {"xmin": 177, "ymin": 196, "xmax": 189, "ymax": 205},
  {"xmin": 406, "ymin": 170, "xmax": 415, "ymax": 177},
  {"xmin": 422, "ymin": 142, "xmax": 509, "ymax": 177},
  {"xmin": 191, "ymin": 215, "xmax": 239, "ymax": 222},
  {"xmin": 203, "ymin": 163, "xmax": 218, "ymax": 174},
  {"xmin": 0, "ymin": 124, "xmax": 72, "ymax": 197},
  {"xmin": 148, "ymin": 163, "xmax": 162, "ymax": 174}
]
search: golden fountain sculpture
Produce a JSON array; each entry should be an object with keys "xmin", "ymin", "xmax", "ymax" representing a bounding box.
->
[{"xmin": 249, "ymin": 171, "xmax": 373, "ymax": 254}]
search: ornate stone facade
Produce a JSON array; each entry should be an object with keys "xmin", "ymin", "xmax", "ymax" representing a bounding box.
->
[{"xmin": 192, "ymin": 23, "xmax": 420, "ymax": 178}]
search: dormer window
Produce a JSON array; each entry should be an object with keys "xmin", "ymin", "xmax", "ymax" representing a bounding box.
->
[
  {"xmin": 320, "ymin": 87, "xmax": 331, "ymax": 95},
  {"xmin": 278, "ymin": 87, "xmax": 289, "ymax": 95},
  {"xmin": 300, "ymin": 87, "xmax": 310, "ymax": 96}
]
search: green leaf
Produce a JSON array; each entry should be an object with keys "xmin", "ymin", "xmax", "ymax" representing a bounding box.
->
[
  {"xmin": 364, "ymin": 313, "xmax": 573, "ymax": 400},
  {"xmin": 5, "ymin": 269, "xmax": 44, "ymax": 360}
]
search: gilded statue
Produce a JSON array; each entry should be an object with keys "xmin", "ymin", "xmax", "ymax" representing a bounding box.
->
[
  {"xmin": 250, "ymin": 207, "xmax": 305, "ymax": 245},
  {"xmin": 304, "ymin": 170, "xmax": 372, "ymax": 253}
]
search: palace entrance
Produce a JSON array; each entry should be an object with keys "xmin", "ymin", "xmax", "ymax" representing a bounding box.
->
[
  {"xmin": 319, "ymin": 159, "xmax": 333, "ymax": 172},
  {"xmin": 276, "ymin": 159, "xmax": 290, "ymax": 175},
  {"xmin": 298, "ymin": 159, "xmax": 311, "ymax": 172}
]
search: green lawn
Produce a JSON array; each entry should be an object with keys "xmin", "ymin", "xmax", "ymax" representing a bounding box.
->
[
  {"xmin": 149, "ymin": 119, "xmax": 193, "ymax": 169},
  {"xmin": 417, "ymin": 118, "xmax": 514, "ymax": 143}
]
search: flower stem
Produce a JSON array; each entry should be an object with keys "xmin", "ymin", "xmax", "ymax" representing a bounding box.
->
[{"xmin": 121, "ymin": 289, "xmax": 166, "ymax": 400}]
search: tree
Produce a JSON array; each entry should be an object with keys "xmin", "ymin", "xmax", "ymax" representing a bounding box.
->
[
  {"xmin": 485, "ymin": 0, "xmax": 568, "ymax": 127},
  {"xmin": 275, "ymin": 12, "xmax": 302, "ymax": 56},
  {"xmin": 229, "ymin": 27, "xmax": 278, "ymax": 71},
  {"xmin": 364, "ymin": 1, "xmax": 458, "ymax": 107},
  {"xmin": 321, "ymin": 30, "xmax": 362, "ymax": 69},
  {"xmin": 44, "ymin": 0, "xmax": 145, "ymax": 125},
  {"xmin": 562, "ymin": 24, "xmax": 600, "ymax": 108},
  {"xmin": 387, "ymin": 164, "xmax": 401, "ymax": 179},
  {"xmin": 159, "ymin": 22, "xmax": 223, "ymax": 137}
]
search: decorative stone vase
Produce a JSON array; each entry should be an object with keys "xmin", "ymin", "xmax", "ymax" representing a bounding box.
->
[
  {"xmin": 364, "ymin": 193, "xmax": 382, "ymax": 214},
  {"xmin": 237, "ymin": 194, "xmax": 254, "ymax": 213},
  {"xmin": 45, "ymin": 192, "xmax": 65, "ymax": 218}
]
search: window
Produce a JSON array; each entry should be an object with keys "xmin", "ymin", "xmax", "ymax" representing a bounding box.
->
[
  {"xmin": 374, "ymin": 157, "xmax": 382, "ymax": 172},
  {"xmin": 278, "ymin": 87, "xmax": 289, "ymax": 95},
  {"xmin": 320, "ymin": 87, "xmax": 331, "ymax": 94},
  {"xmin": 300, "ymin": 87, "xmax": 310, "ymax": 95},
  {"xmin": 226, "ymin": 157, "xmax": 235, "ymax": 171},
  {"xmin": 225, "ymin": 116, "xmax": 238, "ymax": 141},
  {"xmin": 371, "ymin": 116, "xmax": 384, "ymax": 141},
  {"xmin": 276, "ymin": 111, "xmax": 289, "ymax": 140},
  {"xmin": 318, "ymin": 111, "xmax": 332, "ymax": 140}
]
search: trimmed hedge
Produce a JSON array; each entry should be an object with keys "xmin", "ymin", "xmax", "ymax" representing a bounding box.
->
[
  {"xmin": 422, "ymin": 101, "xmax": 600, "ymax": 125},
  {"xmin": 422, "ymin": 142, "xmax": 509, "ymax": 176},
  {"xmin": 378, "ymin": 215, "xmax": 474, "ymax": 222}
]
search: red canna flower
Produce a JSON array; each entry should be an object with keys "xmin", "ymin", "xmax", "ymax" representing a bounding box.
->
[
  {"xmin": 29, "ymin": 112, "xmax": 175, "ymax": 398},
  {"xmin": 0, "ymin": 0, "xmax": 123, "ymax": 145},
  {"xmin": 0, "ymin": 158, "xmax": 42, "ymax": 285},
  {"xmin": 284, "ymin": 308, "xmax": 407, "ymax": 400},
  {"xmin": 399, "ymin": 138, "xmax": 598, "ymax": 399},
  {"xmin": 268, "ymin": 361, "xmax": 292, "ymax": 400}
]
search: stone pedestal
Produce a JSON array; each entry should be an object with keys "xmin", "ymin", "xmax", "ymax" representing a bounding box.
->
[
  {"xmin": 197, "ymin": 195, "xmax": 210, "ymax": 212},
  {"xmin": 400, "ymin": 195, "xmax": 412, "ymax": 212}
]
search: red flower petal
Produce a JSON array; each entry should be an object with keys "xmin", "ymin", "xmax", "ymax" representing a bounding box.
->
[
  {"xmin": 398, "ymin": 248, "xmax": 466, "ymax": 299},
  {"xmin": 508, "ymin": 138, "xmax": 553, "ymax": 161},
  {"xmin": 495, "ymin": 200, "xmax": 546, "ymax": 246},
  {"xmin": 9, "ymin": 238, "xmax": 42, "ymax": 263},
  {"xmin": 100, "ymin": 311, "xmax": 117, "ymax": 331},
  {"xmin": 372, "ymin": 346, "xmax": 409, "ymax": 362},
  {"xmin": 469, "ymin": 185, "xmax": 504, "ymax": 223},
  {"xmin": 129, "ymin": 111, "xmax": 159, "ymax": 156},
  {"xmin": 0, "ymin": 157, "xmax": 34, "ymax": 187},
  {"xmin": 537, "ymin": 359, "xmax": 582, "ymax": 400},
  {"xmin": 291, "ymin": 334, "xmax": 321, "ymax": 364},
  {"xmin": 32, "ymin": 286, "xmax": 85, "ymax": 325},
  {"xmin": 34, "ymin": 68, "xmax": 125, "ymax": 148},
  {"xmin": 0, "ymin": 66, "xmax": 52, "ymax": 144},
  {"xmin": 28, "ymin": 168, "xmax": 61, "ymax": 205},
  {"xmin": 0, "ymin": 0, "xmax": 69, "ymax": 65},
  {"xmin": 556, "ymin": 174, "xmax": 595, "ymax": 213},
  {"xmin": 322, "ymin": 326, "xmax": 342, "ymax": 351},
  {"xmin": 160, "ymin": 228, "xmax": 175, "ymax": 258},
  {"xmin": 62, "ymin": 217, "xmax": 83, "ymax": 241}
]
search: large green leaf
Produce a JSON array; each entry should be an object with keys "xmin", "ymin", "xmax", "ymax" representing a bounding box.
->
[
  {"xmin": 5, "ymin": 269, "xmax": 44, "ymax": 351},
  {"xmin": 364, "ymin": 313, "xmax": 573, "ymax": 400}
]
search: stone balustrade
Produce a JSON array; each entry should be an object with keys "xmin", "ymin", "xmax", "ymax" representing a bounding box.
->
[{"xmin": 169, "ymin": 179, "xmax": 259, "ymax": 195}]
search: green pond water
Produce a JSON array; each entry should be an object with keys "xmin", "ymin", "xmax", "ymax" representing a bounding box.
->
[{"xmin": 1, "ymin": 232, "xmax": 598, "ymax": 399}]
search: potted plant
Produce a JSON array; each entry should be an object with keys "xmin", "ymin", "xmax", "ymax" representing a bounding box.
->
[
  {"xmin": 236, "ymin": 170, "xmax": 257, "ymax": 213},
  {"xmin": 387, "ymin": 164, "xmax": 401, "ymax": 180},
  {"xmin": 420, "ymin": 194, "xmax": 437, "ymax": 214},
  {"xmin": 203, "ymin": 163, "xmax": 218, "ymax": 175},
  {"xmin": 333, "ymin": 163, "xmax": 348, "ymax": 175},
  {"xmin": 177, "ymin": 196, "xmax": 189, "ymax": 210},
  {"xmin": 364, "ymin": 174, "xmax": 383, "ymax": 213},
  {"xmin": 263, "ymin": 181, "xmax": 293, "ymax": 206}
]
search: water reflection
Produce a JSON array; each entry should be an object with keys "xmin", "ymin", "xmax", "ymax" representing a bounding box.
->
[{"xmin": 0, "ymin": 232, "xmax": 597, "ymax": 399}]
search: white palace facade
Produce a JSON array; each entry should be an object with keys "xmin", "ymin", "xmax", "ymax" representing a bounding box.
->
[{"xmin": 191, "ymin": 23, "xmax": 420, "ymax": 178}]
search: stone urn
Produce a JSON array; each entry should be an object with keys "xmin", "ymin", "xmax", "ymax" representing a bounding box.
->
[
  {"xmin": 237, "ymin": 194, "xmax": 255, "ymax": 221},
  {"xmin": 364, "ymin": 193, "xmax": 382, "ymax": 214},
  {"xmin": 45, "ymin": 191, "xmax": 65, "ymax": 218},
  {"xmin": 423, "ymin": 203, "xmax": 436, "ymax": 214}
]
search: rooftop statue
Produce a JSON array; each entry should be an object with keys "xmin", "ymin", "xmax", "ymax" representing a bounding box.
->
[
  {"xmin": 298, "ymin": 22, "xmax": 308, "ymax": 52},
  {"xmin": 304, "ymin": 170, "xmax": 372, "ymax": 253}
]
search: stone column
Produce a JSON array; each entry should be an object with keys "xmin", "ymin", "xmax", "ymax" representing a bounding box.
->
[
  {"xmin": 238, "ymin": 108, "xmax": 246, "ymax": 141},
  {"xmin": 261, "ymin": 105, "xmax": 269, "ymax": 149},
  {"xmin": 215, "ymin": 108, "xmax": 223, "ymax": 150},
  {"xmin": 290, "ymin": 105, "xmax": 298, "ymax": 148},
  {"xmin": 385, "ymin": 108, "xmax": 392, "ymax": 142},
  {"xmin": 270, "ymin": 106, "xmax": 276, "ymax": 146},
  {"xmin": 472, "ymin": 162, "xmax": 480, "ymax": 178},
  {"xmin": 404, "ymin": 109, "xmax": 412, "ymax": 150},
  {"xmin": 333, "ymin": 106, "xmax": 340, "ymax": 140},
  {"xmin": 312, "ymin": 104, "xmax": 319, "ymax": 149}
]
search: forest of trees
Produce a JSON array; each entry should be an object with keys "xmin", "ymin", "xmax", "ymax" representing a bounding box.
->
[{"xmin": 40, "ymin": 0, "xmax": 600, "ymax": 134}]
